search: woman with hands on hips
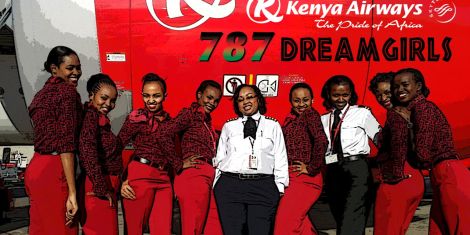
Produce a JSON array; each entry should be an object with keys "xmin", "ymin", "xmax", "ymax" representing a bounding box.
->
[
  {"xmin": 118, "ymin": 73, "xmax": 176, "ymax": 235},
  {"xmin": 274, "ymin": 82, "xmax": 328, "ymax": 235}
]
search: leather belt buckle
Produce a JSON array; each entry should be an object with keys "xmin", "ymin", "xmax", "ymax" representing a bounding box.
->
[
  {"xmin": 134, "ymin": 156, "xmax": 166, "ymax": 171},
  {"xmin": 239, "ymin": 174, "xmax": 260, "ymax": 180},
  {"xmin": 343, "ymin": 155, "xmax": 363, "ymax": 162},
  {"xmin": 150, "ymin": 162, "xmax": 165, "ymax": 171}
]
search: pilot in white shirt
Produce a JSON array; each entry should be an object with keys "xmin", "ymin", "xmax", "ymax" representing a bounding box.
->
[
  {"xmin": 320, "ymin": 103, "xmax": 380, "ymax": 159},
  {"xmin": 213, "ymin": 84, "xmax": 288, "ymax": 235},
  {"xmin": 320, "ymin": 75, "xmax": 381, "ymax": 235},
  {"xmin": 214, "ymin": 111, "xmax": 289, "ymax": 192}
]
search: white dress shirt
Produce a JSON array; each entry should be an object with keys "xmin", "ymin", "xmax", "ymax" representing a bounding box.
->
[
  {"xmin": 320, "ymin": 104, "xmax": 381, "ymax": 158},
  {"xmin": 214, "ymin": 112, "xmax": 289, "ymax": 193}
]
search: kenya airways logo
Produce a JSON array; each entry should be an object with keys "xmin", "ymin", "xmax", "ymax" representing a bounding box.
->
[
  {"xmin": 146, "ymin": 0, "xmax": 235, "ymax": 30},
  {"xmin": 429, "ymin": 0, "xmax": 457, "ymax": 23}
]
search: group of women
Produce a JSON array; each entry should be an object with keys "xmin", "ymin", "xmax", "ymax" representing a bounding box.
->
[{"xmin": 24, "ymin": 45, "xmax": 469, "ymax": 235}]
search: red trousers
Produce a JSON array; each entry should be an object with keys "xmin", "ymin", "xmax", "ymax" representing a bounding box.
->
[
  {"xmin": 80, "ymin": 175, "xmax": 120, "ymax": 235},
  {"xmin": 274, "ymin": 172, "xmax": 323, "ymax": 235},
  {"xmin": 123, "ymin": 161, "xmax": 173, "ymax": 235},
  {"xmin": 429, "ymin": 159, "xmax": 470, "ymax": 235},
  {"xmin": 174, "ymin": 162, "xmax": 215, "ymax": 235},
  {"xmin": 25, "ymin": 153, "xmax": 78, "ymax": 235},
  {"xmin": 374, "ymin": 161, "xmax": 424, "ymax": 235}
]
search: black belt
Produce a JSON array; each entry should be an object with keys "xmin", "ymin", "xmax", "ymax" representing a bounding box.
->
[
  {"xmin": 133, "ymin": 156, "xmax": 168, "ymax": 171},
  {"xmin": 37, "ymin": 151, "xmax": 59, "ymax": 155},
  {"xmin": 342, "ymin": 155, "xmax": 365, "ymax": 162},
  {"xmin": 221, "ymin": 171, "xmax": 273, "ymax": 180},
  {"xmin": 186, "ymin": 156, "xmax": 213, "ymax": 165},
  {"xmin": 433, "ymin": 156, "xmax": 458, "ymax": 167}
]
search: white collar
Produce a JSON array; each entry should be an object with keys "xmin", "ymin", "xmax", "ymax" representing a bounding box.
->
[
  {"xmin": 332, "ymin": 103, "xmax": 350, "ymax": 115},
  {"xmin": 242, "ymin": 111, "xmax": 261, "ymax": 121}
]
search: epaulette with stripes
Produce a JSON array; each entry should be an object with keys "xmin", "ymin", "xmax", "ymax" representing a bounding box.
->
[
  {"xmin": 358, "ymin": 105, "xmax": 371, "ymax": 110},
  {"xmin": 226, "ymin": 117, "xmax": 238, "ymax": 123},
  {"xmin": 265, "ymin": 116, "xmax": 278, "ymax": 122}
]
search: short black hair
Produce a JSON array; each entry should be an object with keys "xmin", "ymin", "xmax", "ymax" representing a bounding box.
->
[
  {"xmin": 369, "ymin": 72, "xmax": 394, "ymax": 93},
  {"xmin": 142, "ymin": 73, "xmax": 167, "ymax": 94},
  {"xmin": 321, "ymin": 75, "xmax": 358, "ymax": 109},
  {"xmin": 196, "ymin": 80, "xmax": 221, "ymax": 99},
  {"xmin": 86, "ymin": 73, "xmax": 117, "ymax": 97},
  {"xmin": 43, "ymin": 46, "xmax": 79, "ymax": 73},
  {"xmin": 395, "ymin": 68, "xmax": 430, "ymax": 98},
  {"xmin": 232, "ymin": 84, "xmax": 267, "ymax": 117},
  {"xmin": 289, "ymin": 82, "xmax": 313, "ymax": 102}
]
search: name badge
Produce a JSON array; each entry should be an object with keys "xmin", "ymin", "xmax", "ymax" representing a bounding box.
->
[
  {"xmin": 325, "ymin": 153, "xmax": 338, "ymax": 165},
  {"xmin": 249, "ymin": 155, "xmax": 258, "ymax": 169},
  {"xmin": 212, "ymin": 157, "xmax": 216, "ymax": 167}
]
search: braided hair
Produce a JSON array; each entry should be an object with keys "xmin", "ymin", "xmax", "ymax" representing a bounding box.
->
[{"xmin": 86, "ymin": 73, "xmax": 117, "ymax": 97}]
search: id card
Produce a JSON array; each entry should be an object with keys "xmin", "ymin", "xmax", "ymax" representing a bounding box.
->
[
  {"xmin": 249, "ymin": 155, "xmax": 258, "ymax": 169},
  {"xmin": 325, "ymin": 153, "xmax": 338, "ymax": 165}
]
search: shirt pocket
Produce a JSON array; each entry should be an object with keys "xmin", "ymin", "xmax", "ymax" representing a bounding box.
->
[
  {"xmin": 228, "ymin": 131, "xmax": 245, "ymax": 153},
  {"xmin": 341, "ymin": 124, "xmax": 359, "ymax": 140},
  {"xmin": 260, "ymin": 135, "xmax": 275, "ymax": 155}
]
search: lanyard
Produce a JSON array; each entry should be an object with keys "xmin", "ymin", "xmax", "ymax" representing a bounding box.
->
[
  {"xmin": 243, "ymin": 117, "xmax": 260, "ymax": 155},
  {"xmin": 203, "ymin": 121, "xmax": 216, "ymax": 153},
  {"xmin": 328, "ymin": 104, "xmax": 350, "ymax": 149},
  {"xmin": 249, "ymin": 137, "xmax": 255, "ymax": 155}
]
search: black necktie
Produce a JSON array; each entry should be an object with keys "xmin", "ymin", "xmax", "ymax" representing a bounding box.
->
[
  {"xmin": 244, "ymin": 117, "xmax": 257, "ymax": 139},
  {"xmin": 331, "ymin": 109, "xmax": 343, "ymax": 156}
]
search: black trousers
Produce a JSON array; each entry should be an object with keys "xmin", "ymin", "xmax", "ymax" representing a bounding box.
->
[
  {"xmin": 214, "ymin": 174, "xmax": 280, "ymax": 235},
  {"xmin": 325, "ymin": 157, "xmax": 371, "ymax": 235}
]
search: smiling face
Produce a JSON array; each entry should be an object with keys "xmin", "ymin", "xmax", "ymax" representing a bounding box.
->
[
  {"xmin": 51, "ymin": 54, "xmax": 82, "ymax": 87},
  {"xmin": 329, "ymin": 84, "xmax": 351, "ymax": 110},
  {"xmin": 197, "ymin": 85, "xmax": 221, "ymax": 114},
  {"xmin": 142, "ymin": 81, "xmax": 165, "ymax": 113},
  {"xmin": 374, "ymin": 82, "xmax": 393, "ymax": 109},
  {"xmin": 237, "ymin": 86, "xmax": 259, "ymax": 116},
  {"xmin": 393, "ymin": 72, "xmax": 422, "ymax": 105},
  {"xmin": 90, "ymin": 85, "xmax": 117, "ymax": 115},
  {"xmin": 290, "ymin": 87, "xmax": 313, "ymax": 115}
]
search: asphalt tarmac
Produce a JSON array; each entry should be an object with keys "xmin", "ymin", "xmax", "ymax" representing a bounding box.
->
[{"xmin": 0, "ymin": 186, "xmax": 431, "ymax": 235}]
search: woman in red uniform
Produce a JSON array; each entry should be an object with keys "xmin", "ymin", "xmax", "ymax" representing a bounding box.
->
[
  {"xmin": 157, "ymin": 80, "xmax": 222, "ymax": 235},
  {"xmin": 369, "ymin": 72, "xmax": 424, "ymax": 235},
  {"xmin": 392, "ymin": 68, "xmax": 470, "ymax": 235},
  {"xmin": 119, "ymin": 73, "xmax": 178, "ymax": 235},
  {"xmin": 26, "ymin": 46, "xmax": 83, "ymax": 235},
  {"xmin": 78, "ymin": 73, "xmax": 122, "ymax": 235},
  {"xmin": 274, "ymin": 83, "xmax": 328, "ymax": 235}
]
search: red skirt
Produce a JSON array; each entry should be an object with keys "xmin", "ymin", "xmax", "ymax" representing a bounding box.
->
[
  {"xmin": 79, "ymin": 174, "xmax": 120, "ymax": 235},
  {"xmin": 25, "ymin": 152, "xmax": 78, "ymax": 235}
]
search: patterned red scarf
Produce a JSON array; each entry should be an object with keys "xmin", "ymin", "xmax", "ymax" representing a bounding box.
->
[{"xmin": 129, "ymin": 108, "xmax": 169, "ymax": 132}]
